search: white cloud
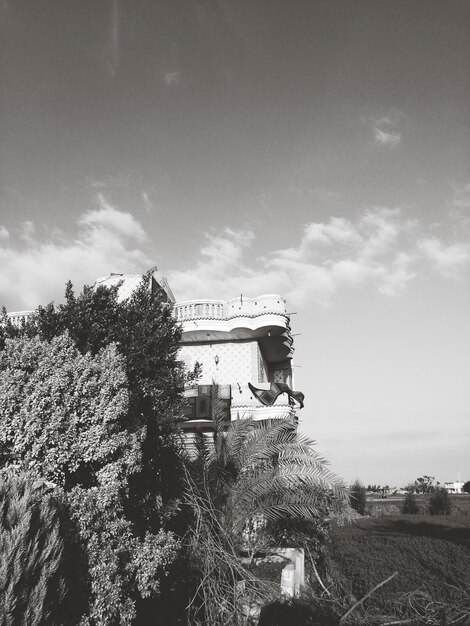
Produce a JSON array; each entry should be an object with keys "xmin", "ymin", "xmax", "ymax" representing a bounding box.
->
[
  {"xmin": 0, "ymin": 226, "xmax": 9, "ymax": 241},
  {"xmin": 169, "ymin": 207, "xmax": 470, "ymax": 305},
  {"xmin": 0, "ymin": 197, "xmax": 151, "ymax": 311},
  {"xmin": 2, "ymin": 201, "xmax": 469, "ymax": 313},
  {"xmin": 373, "ymin": 127, "xmax": 401, "ymax": 148},
  {"xmin": 363, "ymin": 112, "xmax": 404, "ymax": 149},
  {"xmin": 418, "ymin": 238, "xmax": 470, "ymax": 277},
  {"xmin": 81, "ymin": 194, "xmax": 147, "ymax": 242},
  {"xmin": 379, "ymin": 252, "xmax": 416, "ymax": 296}
]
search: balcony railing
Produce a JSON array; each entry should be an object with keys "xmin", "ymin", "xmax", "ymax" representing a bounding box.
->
[
  {"xmin": 174, "ymin": 295, "xmax": 287, "ymax": 322},
  {"xmin": 175, "ymin": 301, "xmax": 226, "ymax": 321}
]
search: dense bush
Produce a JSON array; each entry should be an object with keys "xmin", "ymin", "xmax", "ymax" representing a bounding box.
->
[
  {"xmin": 349, "ymin": 480, "xmax": 366, "ymax": 516},
  {"xmin": 429, "ymin": 488, "xmax": 452, "ymax": 516},
  {"xmin": 402, "ymin": 493, "xmax": 419, "ymax": 514}
]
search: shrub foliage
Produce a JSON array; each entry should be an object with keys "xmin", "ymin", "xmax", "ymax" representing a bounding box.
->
[
  {"xmin": 349, "ymin": 480, "xmax": 366, "ymax": 516},
  {"xmin": 0, "ymin": 273, "xmax": 188, "ymax": 624},
  {"xmin": 429, "ymin": 488, "xmax": 452, "ymax": 516},
  {"xmin": 402, "ymin": 493, "xmax": 419, "ymax": 514}
]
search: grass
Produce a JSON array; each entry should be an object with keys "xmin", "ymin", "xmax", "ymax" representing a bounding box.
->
[{"xmin": 324, "ymin": 514, "xmax": 470, "ymax": 612}]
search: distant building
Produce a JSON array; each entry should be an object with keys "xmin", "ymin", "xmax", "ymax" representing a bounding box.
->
[
  {"xmin": 6, "ymin": 273, "xmax": 304, "ymax": 433},
  {"xmin": 444, "ymin": 481, "xmax": 464, "ymax": 494}
]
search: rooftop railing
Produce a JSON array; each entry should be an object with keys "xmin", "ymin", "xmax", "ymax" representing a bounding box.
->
[{"xmin": 174, "ymin": 295, "xmax": 287, "ymax": 322}]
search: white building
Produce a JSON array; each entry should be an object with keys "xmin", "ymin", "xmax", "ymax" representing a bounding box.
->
[
  {"xmin": 444, "ymin": 481, "xmax": 464, "ymax": 494},
  {"xmin": 175, "ymin": 294, "xmax": 303, "ymax": 432}
]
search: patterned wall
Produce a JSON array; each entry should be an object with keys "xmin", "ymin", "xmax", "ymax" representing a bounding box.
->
[{"xmin": 179, "ymin": 341, "xmax": 259, "ymax": 385}]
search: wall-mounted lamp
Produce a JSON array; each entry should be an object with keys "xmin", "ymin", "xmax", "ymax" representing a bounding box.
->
[{"xmin": 214, "ymin": 355, "xmax": 219, "ymax": 367}]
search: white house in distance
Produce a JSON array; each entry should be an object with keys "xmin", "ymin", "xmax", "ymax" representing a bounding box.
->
[
  {"xmin": 444, "ymin": 481, "xmax": 465, "ymax": 494},
  {"xmin": 6, "ymin": 272, "xmax": 305, "ymax": 432}
]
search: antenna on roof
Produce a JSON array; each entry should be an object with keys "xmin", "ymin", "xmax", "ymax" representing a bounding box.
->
[{"xmin": 240, "ymin": 294, "xmax": 243, "ymax": 304}]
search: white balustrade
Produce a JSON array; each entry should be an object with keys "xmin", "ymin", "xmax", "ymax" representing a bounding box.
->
[{"xmin": 174, "ymin": 295, "xmax": 287, "ymax": 323}]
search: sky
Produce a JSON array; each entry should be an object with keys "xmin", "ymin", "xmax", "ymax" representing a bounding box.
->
[{"xmin": 1, "ymin": 0, "xmax": 469, "ymax": 487}]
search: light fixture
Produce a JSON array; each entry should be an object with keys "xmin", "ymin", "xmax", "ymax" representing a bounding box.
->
[{"xmin": 214, "ymin": 355, "xmax": 219, "ymax": 366}]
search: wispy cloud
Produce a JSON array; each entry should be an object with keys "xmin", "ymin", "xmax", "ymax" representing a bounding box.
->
[
  {"xmin": 373, "ymin": 127, "xmax": 401, "ymax": 148},
  {"xmin": 141, "ymin": 192, "xmax": 154, "ymax": 213},
  {"xmin": 363, "ymin": 112, "xmax": 404, "ymax": 149},
  {"xmin": 418, "ymin": 238, "xmax": 470, "ymax": 277},
  {"xmin": 163, "ymin": 71, "xmax": 181, "ymax": 86}
]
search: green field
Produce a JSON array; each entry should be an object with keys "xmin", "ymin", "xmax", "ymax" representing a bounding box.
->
[
  {"xmin": 365, "ymin": 494, "xmax": 470, "ymax": 517},
  {"xmin": 325, "ymin": 515, "xmax": 470, "ymax": 613}
]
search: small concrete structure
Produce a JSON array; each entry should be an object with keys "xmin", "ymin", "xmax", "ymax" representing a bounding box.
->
[{"xmin": 276, "ymin": 548, "xmax": 305, "ymax": 597}]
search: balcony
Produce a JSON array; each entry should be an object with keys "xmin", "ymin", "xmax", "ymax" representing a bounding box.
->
[{"xmin": 174, "ymin": 295, "xmax": 291, "ymax": 346}]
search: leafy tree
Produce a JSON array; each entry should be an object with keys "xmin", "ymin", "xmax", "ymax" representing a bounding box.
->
[
  {"xmin": 414, "ymin": 475, "xmax": 435, "ymax": 494},
  {"xmin": 0, "ymin": 472, "xmax": 85, "ymax": 625},
  {"xmin": 463, "ymin": 481, "xmax": 470, "ymax": 494},
  {"xmin": 0, "ymin": 333, "xmax": 134, "ymax": 489},
  {"xmin": 0, "ymin": 270, "xmax": 190, "ymax": 625},
  {"xmin": 349, "ymin": 480, "xmax": 366, "ymax": 515},
  {"xmin": 13, "ymin": 273, "xmax": 195, "ymax": 531},
  {"xmin": 402, "ymin": 492, "xmax": 419, "ymax": 514},
  {"xmin": 429, "ymin": 488, "xmax": 452, "ymax": 515},
  {"xmin": 0, "ymin": 333, "xmax": 179, "ymax": 624}
]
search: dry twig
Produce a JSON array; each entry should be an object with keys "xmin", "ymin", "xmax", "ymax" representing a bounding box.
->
[{"xmin": 339, "ymin": 572, "xmax": 398, "ymax": 624}]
